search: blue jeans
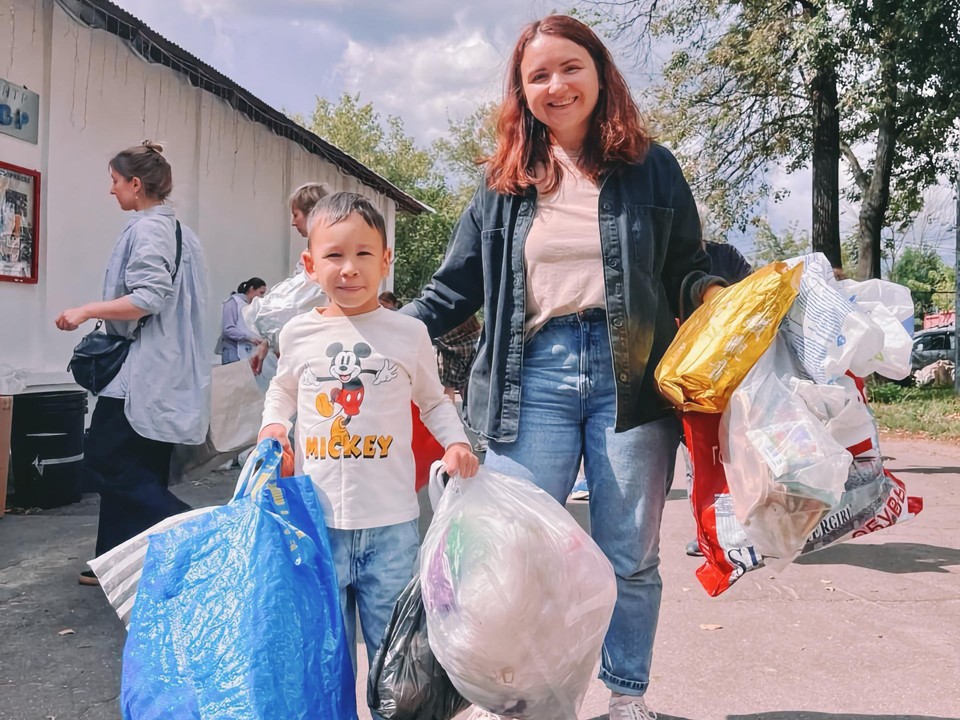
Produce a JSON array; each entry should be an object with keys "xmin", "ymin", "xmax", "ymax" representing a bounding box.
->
[
  {"xmin": 327, "ymin": 520, "xmax": 420, "ymax": 676},
  {"xmin": 484, "ymin": 310, "xmax": 680, "ymax": 696}
]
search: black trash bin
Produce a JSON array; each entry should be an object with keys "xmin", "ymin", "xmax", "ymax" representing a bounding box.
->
[{"xmin": 10, "ymin": 390, "xmax": 88, "ymax": 509}]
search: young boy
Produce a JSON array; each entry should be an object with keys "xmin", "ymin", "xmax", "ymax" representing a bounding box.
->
[{"xmin": 258, "ymin": 192, "xmax": 478, "ymax": 680}]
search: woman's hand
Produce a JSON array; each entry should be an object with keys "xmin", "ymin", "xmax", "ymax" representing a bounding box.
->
[
  {"xmin": 250, "ymin": 340, "xmax": 270, "ymax": 375},
  {"xmin": 55, "ymin": 306, "xmax": 91, "ymax": 331},
  {"xmin": 441, "ymin": 442, "xmax": 480, "ymax": 479},
  {"xmin": 702, "ymin": 284, "xmax": 724, "ymax": 304}
]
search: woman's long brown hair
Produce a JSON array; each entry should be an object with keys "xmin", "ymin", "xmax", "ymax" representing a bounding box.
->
[{"xmin": 484, "ymin": 15, "xmax": 651, "ymax": 196}]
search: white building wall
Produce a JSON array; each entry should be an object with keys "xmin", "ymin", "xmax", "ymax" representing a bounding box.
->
[{"xmin": 0, "ymin": 0, "xmax": 399, "ymax": 389}]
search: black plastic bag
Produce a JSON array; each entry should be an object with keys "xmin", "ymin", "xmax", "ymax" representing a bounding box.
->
[{"xmin": 367, "ymin": 573, "xmax": 470, "ymax": 720}]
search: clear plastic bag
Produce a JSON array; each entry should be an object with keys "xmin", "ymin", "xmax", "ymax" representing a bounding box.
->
[
  {"xmin": 685, "ymin": 403, "xmax": 922, "ymax": 596},
  {"xmin": 720, "ymin": 338, "xmax": 852, "ymax": 566},
  {"xmin": 420, "ymin": 466, "xmax": 616, "ymax": 720},
  {"xmin": 779, "ymin": 253, "xmax": 885, "ymax": 383},
  {"xmin": 242, "ymin": 270, "xmax": 326, "ymax": 349},
  {"xmin": 837, "ymin": 278, "xmax": 914, "ymax": 380}
]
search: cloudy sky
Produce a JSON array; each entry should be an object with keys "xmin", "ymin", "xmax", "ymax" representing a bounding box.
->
[
  {"xmin": 112, "ymin": 0, "xmax": 564, "ymax": 142},
  {"xmin": 109, "ymin": 0, "xmax": 923, "ymax": 261}
]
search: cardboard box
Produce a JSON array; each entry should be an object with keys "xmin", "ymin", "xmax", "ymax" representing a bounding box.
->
[{"xmin": 0, "ymin": 396, "xmax": 12, "ymax": 517}]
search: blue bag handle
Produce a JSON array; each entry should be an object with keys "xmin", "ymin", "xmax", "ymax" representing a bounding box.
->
[
  {"xmin": 233, "ymin": 438, "xmax": 284, "ymax": 501},
  {"xmin": 233, "ymin": 439, "xmax": 317, "ymax": 566}
]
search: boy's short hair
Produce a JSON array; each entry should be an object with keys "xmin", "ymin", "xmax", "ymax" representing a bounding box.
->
[
  {"xmin": 289, "ymin": 182, "xmax": 331, "ymax": 215},
  {"xmin": 307, "ymin": 192, "xmax": 388, "ymax": 248}
]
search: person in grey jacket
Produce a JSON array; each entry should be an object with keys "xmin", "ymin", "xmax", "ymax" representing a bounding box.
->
[
  {"xmin": 218, "ymin": 277, "xmax": 266, "ymax": 364},
  {"xmin": 55, "ymin": 141, "xmax": 209, "ymax": 585},
  {"xmin": 401, "ymin": 16, "xmax": 723, "ymax": 720}
]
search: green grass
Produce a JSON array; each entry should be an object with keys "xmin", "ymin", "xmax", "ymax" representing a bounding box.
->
[{"xmin": 867, "ymin": 384, "xmax": 960, "ymax": 440}]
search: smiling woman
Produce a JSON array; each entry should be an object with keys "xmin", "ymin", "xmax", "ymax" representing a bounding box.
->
[{"xmin": 401, "ymin": 14, "xmax": 726, "ymax": 720}]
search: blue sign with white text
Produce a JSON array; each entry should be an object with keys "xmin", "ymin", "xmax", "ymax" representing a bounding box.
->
[{"xmin": 0, "ymin": 77, "xmax": 39, "ymax": 145}]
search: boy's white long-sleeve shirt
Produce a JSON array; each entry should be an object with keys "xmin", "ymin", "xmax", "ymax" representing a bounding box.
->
[{"xmin": 261, "ymin": 306, "xmax": 469, "ymax": 529}]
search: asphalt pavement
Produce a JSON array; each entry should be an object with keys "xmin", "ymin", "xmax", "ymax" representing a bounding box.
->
[{"xmin": 1, "ymin": 436, "xmax": 958, "ymax": 720}]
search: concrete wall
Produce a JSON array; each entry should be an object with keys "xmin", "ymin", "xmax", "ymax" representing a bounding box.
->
[{"xmin": 0, "ymin": 0, "xmax": 398, "ymax": 388}]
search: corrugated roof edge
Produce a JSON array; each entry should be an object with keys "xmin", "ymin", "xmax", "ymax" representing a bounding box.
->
[{"xmin": 55, "ymin": 0, "xmax": 433, "ymax": 215}]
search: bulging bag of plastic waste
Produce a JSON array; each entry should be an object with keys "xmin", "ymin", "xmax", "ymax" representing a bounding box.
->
[
  {"xmin": 121, "ymin": 439, "xmax": 357, "ymax": 720},
  {"xmin": 720, "ymin": 338, "xmax": 852, "ymax": 566},
  {"xmin": 420, "ymin": 467, "xmax": 616, "ymax": 720},
  {"xmin": 367, "ymin": 573, "xmax": 470, "ymax": 720}
]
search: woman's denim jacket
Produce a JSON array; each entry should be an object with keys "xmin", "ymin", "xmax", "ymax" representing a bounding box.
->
[{"xmin": 403, "ymin": 143, "xmax": 721, "ymax": 442}]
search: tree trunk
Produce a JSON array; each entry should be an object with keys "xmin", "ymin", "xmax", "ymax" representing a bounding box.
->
[
  {"xmin": 811, "ymin": 65, "xmax": 842, "ymax": 270},
  {"xmin": 856, "ymin": 57, "xmax": 898, "ymax": 280}
]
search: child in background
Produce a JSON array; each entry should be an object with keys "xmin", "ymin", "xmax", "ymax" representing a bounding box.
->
[{"xmin": 258, "ymin": 192, "xmax": 478, "ymax": 686}]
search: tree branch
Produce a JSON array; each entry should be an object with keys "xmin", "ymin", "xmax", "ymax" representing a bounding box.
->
[{"xmin": 840, "ymin": 141, "xmax": 869, "ymax": 192}]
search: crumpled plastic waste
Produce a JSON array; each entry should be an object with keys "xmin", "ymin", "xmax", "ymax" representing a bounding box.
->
[
  {"xmin": 779, "ymin": 253, "xmax": 887, "ymax": 383},
  {"xmin": 720, "ymin": 338, "xmax": 852, "ymax": 566}
]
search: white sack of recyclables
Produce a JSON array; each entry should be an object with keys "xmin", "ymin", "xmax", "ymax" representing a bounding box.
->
[
  {"xmin": 421, "ymin": 466, "xmax": 617, "ymax": 720},
  {"xmin": 779, "ymin": 253, "xmax": 913, "ymax": 383},
  {"xmin": 241, "ymin": 270, "xmax": 327, "ymax": 350}
]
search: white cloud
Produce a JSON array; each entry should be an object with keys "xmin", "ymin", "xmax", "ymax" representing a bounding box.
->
[{"xmin": 337, "ymin": 29, "xmax": 506, "ymax": 141}]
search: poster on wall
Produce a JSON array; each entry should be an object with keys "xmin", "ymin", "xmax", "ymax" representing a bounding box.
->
[{"xmin": 0, "ymin": 161, "xmax": 40, "ymax": 284}]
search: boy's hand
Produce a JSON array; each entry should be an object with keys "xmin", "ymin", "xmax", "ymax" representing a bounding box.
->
[
  {"xmin": 259, "ymin": 423, "xmax": 294, "ymax": 477},
  {"xmin": 442, "ymin": 442, "xmax": 479, "ymax": 479},
  {"xmin": 259, "ymin": 423, "xmax": 292, "ymax": 454}
]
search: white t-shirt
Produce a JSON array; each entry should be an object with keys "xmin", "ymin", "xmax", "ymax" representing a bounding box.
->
[
  {"xmin": 524, "ymin": 146, "xmax": 605, "ymax": 337},
  {"xmin": 261, "ymin": 306, "xmax": 469, "ymax": 529}
]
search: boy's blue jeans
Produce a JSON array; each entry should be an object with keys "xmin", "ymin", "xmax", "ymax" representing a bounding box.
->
[
  {"xmin": 484, "ymin": 310, "xmax": 680, "ymax": 697},
  {"xmin": 327, "ymin": 520, "xmax": 420, "ymax": 677}
]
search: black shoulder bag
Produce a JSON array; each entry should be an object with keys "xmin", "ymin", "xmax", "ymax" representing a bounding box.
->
[{"xmin": 68, "ymin": 222, "xmax": 182, "ymax": 395}]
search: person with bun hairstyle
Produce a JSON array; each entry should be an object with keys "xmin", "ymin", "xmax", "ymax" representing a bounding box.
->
[
  {"xmin": 55, "ymin": 141, "xmax": 210, "ymax": 586},
  {"xmin": 218, "ymin": 277, "xmax": 266, "ymax": 364},
  {"xmin": 401, "ymin": 16, "xmax": 724, "ymax": 720}
]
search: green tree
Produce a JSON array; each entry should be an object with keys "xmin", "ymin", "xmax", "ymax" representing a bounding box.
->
[
  {"xmin": 587, "ymin": 0, "xmax": 960, "ymax": 279},
  {"xmin": 433, "ymin": 102, "xmax": 499, "ymax": 207},
  {"xmin": 889, "ymin": 247, "xmax": 956, "ymax": 318},
  {"xmin": 750, "ymin": 219, "xmax": 810, "ymax": 265}
]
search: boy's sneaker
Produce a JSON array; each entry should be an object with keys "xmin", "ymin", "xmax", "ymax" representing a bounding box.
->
[
  {"xmin": 78, "ymin": 570, "xmax": 100, "ymax": 586},
  {"xmin": 468, "ymin": 709, "xmax": 512, "ymax": 720},
  {"xmin": 685, "ymin": 538, "xmax": 703, "ymax": 557},
  {"xmin": 609, "ymin": 693, "xmax": 657, "ymax": 720}
]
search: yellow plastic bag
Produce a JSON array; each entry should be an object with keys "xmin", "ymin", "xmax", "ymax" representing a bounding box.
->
[{"xmin": 655, "ymin": 261, "xmax": 803, "ymax": 413}]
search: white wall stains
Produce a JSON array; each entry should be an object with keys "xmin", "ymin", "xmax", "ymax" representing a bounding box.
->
[{"xmin": 0, "ymin": 0, "xmax": 401, "ymax": 387}]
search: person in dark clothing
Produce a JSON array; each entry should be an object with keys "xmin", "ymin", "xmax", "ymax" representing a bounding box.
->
[{"xmin": 704, "ymin": 240, "xmax": 752, "ymax": 284}]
